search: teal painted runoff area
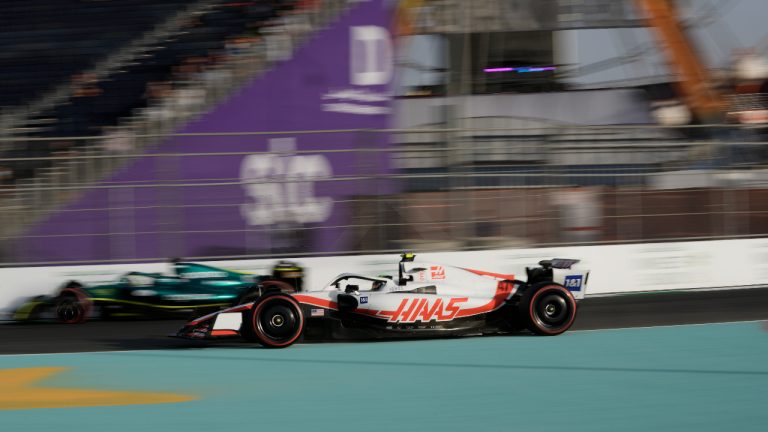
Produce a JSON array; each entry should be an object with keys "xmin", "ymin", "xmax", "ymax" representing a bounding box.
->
[{"xmin": 1, "ymin": 322, "xmax": 767, "ymax": 432}]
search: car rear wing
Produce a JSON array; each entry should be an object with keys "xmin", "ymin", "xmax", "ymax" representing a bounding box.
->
[
  {"xmin": 538, "ymin": 258, "xmax": 580, "ymax": 270},
  {"xmin": 528, "ymin": 258, "xmax": 588, "ymax": 300},
  {"xmin": 550, "ymin": 259, "xmax": 588, "ymax": 301}
]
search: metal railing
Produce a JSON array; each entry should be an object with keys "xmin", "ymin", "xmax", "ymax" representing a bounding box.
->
[
  {"xmin": 1, "ymin": 124, "xmax": 768, "ymax": 266},
  {"xmin": 0, "ymin": 0, "xmax": 355, "ymax": 264}
]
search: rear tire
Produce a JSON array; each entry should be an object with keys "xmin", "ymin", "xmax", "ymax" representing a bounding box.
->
[
  {"xmin": 54, "ymin": 287, "xmax": 91, "ymax": 324},
  {"xmin": 518, "ymin": 282, "xmax": 577, "ymax": 335},
  {"xmin": 241, "ymin": 294, "xmax": 304, "ymax": 348}
]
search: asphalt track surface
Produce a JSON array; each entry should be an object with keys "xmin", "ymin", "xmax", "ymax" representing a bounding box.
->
[{"xmin": 2, "ymin": 287, "xmax": 767, "ymax": 355}]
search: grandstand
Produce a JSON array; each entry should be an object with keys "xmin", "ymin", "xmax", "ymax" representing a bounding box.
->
[
  {"xmin": 0, "ymin": 0, "xmax": 192, "ymax": 108},
  {"xmin": 1, "ymin": 0, "xmax": 768, "ymax": 265},
  {"xmin": 1, "ymin": 0, "xmax": 324, "ymax": 183}
]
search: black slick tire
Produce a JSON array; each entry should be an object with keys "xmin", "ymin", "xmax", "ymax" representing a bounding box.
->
[
  {"xmin": 241, "ymin": 294, "xmax": 304, "ymax": 348},
  {"xmin": 517, "ymin": 282, "xmax": 577, "ymax": 336},
  {"xmin": 54, "ymin": 287, "xmax": 92, "ymax": 324}
]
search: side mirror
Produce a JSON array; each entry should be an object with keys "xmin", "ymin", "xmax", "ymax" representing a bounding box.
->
[{"xmin": 344, "ymin": 284, "xmax": 359, "ymax": 294}]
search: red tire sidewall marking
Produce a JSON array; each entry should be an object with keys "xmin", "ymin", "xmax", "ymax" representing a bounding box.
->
[
  {"xmin": 252, "ymin": 295, "xmax": 304, "ymax": 347},
  {"xmin": 59, "ymin": 288, "xmax": 92, "ymax": 324},
  {"xmin": 528, "ymin": 285, "xmax": 577, "ymax": 335}
]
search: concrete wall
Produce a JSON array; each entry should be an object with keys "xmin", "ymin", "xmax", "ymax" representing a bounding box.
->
[{"xmin": 2, "ymin": 238, "xmax": 768, "ymax": 315}]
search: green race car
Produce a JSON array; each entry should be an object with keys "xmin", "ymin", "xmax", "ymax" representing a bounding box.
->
[{"xmin": 13, "ymin": 260, "xmax": 304, "ymax": 323}]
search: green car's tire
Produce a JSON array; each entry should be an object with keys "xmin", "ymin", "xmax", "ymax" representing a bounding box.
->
[
  {"xmin": 237, "ymin": 280, "xmax": 295, "ymax": 305},
  {"xmin": 55, "ymin": 286, "xmax": 92, "ymax": 324}
]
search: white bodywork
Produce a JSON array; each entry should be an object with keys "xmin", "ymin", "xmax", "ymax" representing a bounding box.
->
[
  {"xmin": 202, "ymin": 259, "xmax": 589, "ymax": 333},
  {"xmin": 292, "ymin": 262, "xmax": 513, "ymax": 323},
  {"xmin": 552, "ymin": 263, "xmax": 589, "ymax": 301}
]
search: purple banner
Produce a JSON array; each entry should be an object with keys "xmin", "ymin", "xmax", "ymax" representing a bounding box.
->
[{"xmin": 20, "ymin": 0, "xmax": 395, "ymax": 262}]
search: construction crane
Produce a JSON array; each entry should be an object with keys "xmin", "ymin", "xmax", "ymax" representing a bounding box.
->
[{"xmin": 634, "ymin": 0, "xmax": 726, "ymax": 123}]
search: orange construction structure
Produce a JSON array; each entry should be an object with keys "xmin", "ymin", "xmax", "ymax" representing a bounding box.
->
[{"xmin": 634, "ymin": 0, "xmax": 725, "ymax": 121}]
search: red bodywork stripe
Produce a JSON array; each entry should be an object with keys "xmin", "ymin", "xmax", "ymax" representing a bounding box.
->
[
  {"xmin": 463, "ymin": 268, "xmax": 515, "ymax": 280},
  {"xmin": 455, "ymin": 281, "xmax": 514, "ymax": 317},
  {"xmin": 294, "ymin": 281, "xmax": 514, "ymax": 321},
  {"xmin": 210, "ymin": 329, "xmax": 239, "ymax": 337},
  {"xmin": 292, "ymin": 295, "xmax": 337, "ymax": 309},
  {"xmin": 226, "ymin": 304, "xmax": 253, "ymax": 313},
  {"xmin": 293, "ymin": 295, "xmax": 385, "ymax": 317}
]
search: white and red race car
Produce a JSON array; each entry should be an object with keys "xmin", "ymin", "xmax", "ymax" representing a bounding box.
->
[{"xmin": 175, "ymin": 253, "xmax": 589, "ymax": 348}]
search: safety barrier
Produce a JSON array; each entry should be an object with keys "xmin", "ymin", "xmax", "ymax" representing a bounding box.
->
[{"xmin": 2, "ymin": 237, "xmax": 767, "ymax": 315}]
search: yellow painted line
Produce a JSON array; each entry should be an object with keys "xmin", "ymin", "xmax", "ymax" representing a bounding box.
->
[
  {"xmin": 221, "ymin": 267, "xmax": 253, "ymax": 275},
  {"xmin": 0, "ymin": 367, "xmax": 197, "ymax": 410},
  {"xmin": 89, "ymin": 298, "xmax": 231, "ymax": 309}
]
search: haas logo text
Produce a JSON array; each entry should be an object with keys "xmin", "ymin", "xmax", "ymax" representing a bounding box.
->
[{"xmin": 387, "ymin": 297, "xmax": 468, "ymax": 323}]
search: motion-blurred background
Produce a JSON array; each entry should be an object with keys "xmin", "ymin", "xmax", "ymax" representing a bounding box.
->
[{"xmin": 1, "ymin": 0, "xmax": 768, "ymax": 265}]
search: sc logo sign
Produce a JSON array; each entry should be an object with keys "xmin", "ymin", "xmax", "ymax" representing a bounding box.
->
[{"xmin": 240, "ymin": 138, "xmax": 333, "ymax": 226}]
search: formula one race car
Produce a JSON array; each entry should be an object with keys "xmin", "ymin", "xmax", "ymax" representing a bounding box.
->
[
  {"xmin": 13, "ymin": 260, "xmax": 303, "ymax": 323},
  {"xmin": 176, "ymin": 253, "xmax": 589, "ymax": 348}
]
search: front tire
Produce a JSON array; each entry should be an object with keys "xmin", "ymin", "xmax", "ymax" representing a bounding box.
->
[
  {"xmin": 241, "ymin": 294, "xmax": 304, "ymax": 348},
  {"xmin": 518, "ymin": 283, "xmax": 577, "ymax": 335}
]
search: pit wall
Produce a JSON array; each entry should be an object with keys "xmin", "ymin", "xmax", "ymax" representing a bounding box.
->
[{"xmin": 2, "ymin": 238, "xmax": 768, "ymax": 313}]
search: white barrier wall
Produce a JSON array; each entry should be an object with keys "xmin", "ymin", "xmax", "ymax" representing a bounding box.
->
[{"xmin": 2, "ymin": 238, "xmax": 768, "ymax": 313}]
